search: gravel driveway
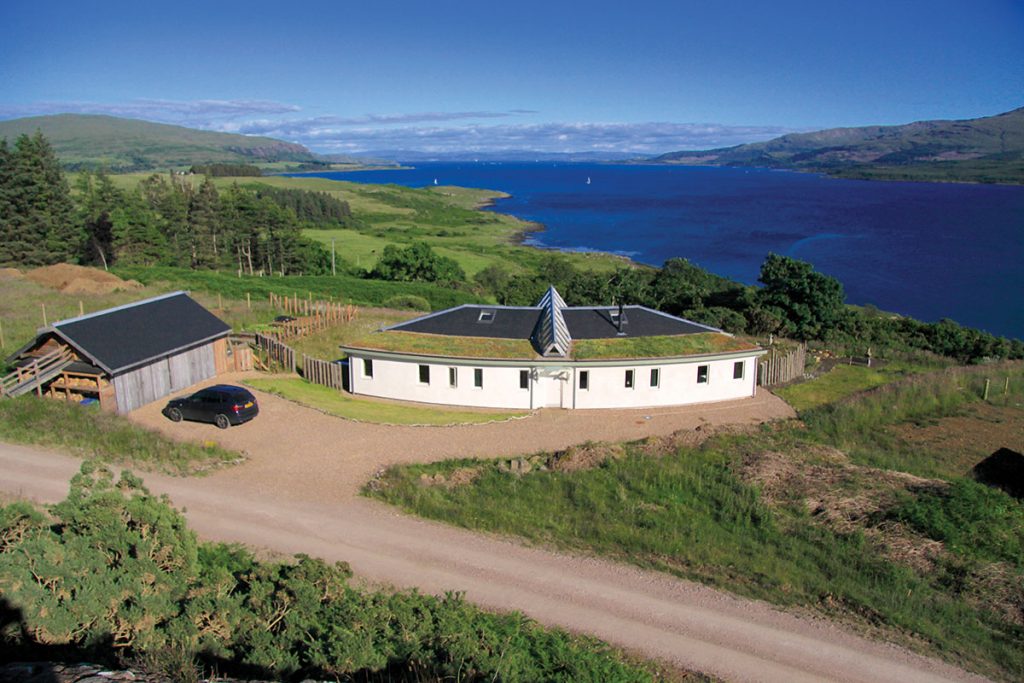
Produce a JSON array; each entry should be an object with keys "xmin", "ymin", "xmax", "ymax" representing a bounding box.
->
[{"xmin": 128, "ymin": 371, "xmax": 796, "ymax": 502}]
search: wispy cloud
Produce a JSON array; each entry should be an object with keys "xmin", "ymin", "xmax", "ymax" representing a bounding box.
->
[
  {"xmin": 0, "ymin": 99, "xmax": 795, "ymax": 155},
  {"xmin": 217, "ymin": 110, "xmax": 531, "ymax": 135},
  {"xmin": 273, "ymin": 121, "xmax": 796, "ymax": 155}
]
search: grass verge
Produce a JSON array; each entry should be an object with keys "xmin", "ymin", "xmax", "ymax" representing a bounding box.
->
[
  {"xmin": 802, "ymin": 363, "xmax": 1024, "ymax": 478},
  {"xmin": 774, "ymin": 360, "xmax": 939, "ymax": 412},
  {"xmin": 0, "ymin": 395, "xmax": 240, "ymax": 475},
  {"xmin": 246, "ymin": 377, "xmax": 529, "ymax": 425},
  {"xmin": 367, "ymin": 364, "xmax": 1024, "ymax": 680}
]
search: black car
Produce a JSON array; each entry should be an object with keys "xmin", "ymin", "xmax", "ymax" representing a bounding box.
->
[{"xmin": 162, "ymin": 385, "xmax": 259, "ymax": 429}]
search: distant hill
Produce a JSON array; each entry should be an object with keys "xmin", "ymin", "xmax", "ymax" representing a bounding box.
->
[
  {"xmin": 651, "ymin": 107, "xmax": 1024, "ymax": 183},
  {"xmin": 356, "ymin": 149, "xmax": 640, "ymax": 163},
  {"xmin": 0, "ymin": 114, "xmax": 318, "ymax": 171}
]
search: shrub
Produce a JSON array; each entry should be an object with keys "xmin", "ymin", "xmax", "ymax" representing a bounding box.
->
[
  {"xmin": 0, "ymin": 464, "xmax": 654, "ymax": 682},
  {"xmin": 382, "ymin": 294, "xmax": 431, "ymax": 311}
]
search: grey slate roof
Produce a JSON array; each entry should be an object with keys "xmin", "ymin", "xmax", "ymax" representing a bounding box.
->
[
  {"xmin": 563, "ymin": 307, "xmax": 715, "ymax": 339},
  {"xmin": 386, "ymin": 287, "xmax": 722, "ymax": 356},
  {"xmin": 392, "ymin": 305, "xmax": 540, "ymax": 339},
  {"xmin": 47, "ymin": 291, "xmax": 230, "ymax": 375}
]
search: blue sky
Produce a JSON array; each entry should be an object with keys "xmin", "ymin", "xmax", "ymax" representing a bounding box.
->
[{"xmin": 1, "ymin": 0, "xmax": 1021, "ymax": 155}]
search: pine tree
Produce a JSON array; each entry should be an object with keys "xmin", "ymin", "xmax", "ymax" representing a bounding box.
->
[
  {"xmin": 75, "ymin": 168, "xmax": 121, "ymax": 270},
  {"xmin": 188, "ymin": 177, "xmax": 221, "ymax": 268},
  {"xmin": 0, "ymin": 132, "xmax": 81, "ymax": 266}
]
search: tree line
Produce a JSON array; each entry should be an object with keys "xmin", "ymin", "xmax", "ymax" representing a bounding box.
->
[
  {"xmin": 471, "ymin": 252, "xmax": 1024, "ymax": 362},
  {"xmin": 0, "ymin": 132, "xmax": 338, "ymax": 275}
]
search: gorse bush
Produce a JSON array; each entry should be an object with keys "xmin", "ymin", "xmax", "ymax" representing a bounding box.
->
[{"xmin": 0, "ymin": 464, "xmax": 654, "ymax": 682}]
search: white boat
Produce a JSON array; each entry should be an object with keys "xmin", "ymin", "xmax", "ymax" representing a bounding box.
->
[{"xmin": 586, "ymin": 177, "xmax": 591, "ymax": 185}]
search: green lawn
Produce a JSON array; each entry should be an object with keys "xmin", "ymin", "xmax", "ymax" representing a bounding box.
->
[
  {"xmin": 775, "ymin": 361, "xmax": 944, "ymax": 413},
  {"xmin": 245, "ymin": 377, "xmax": 529, "ymax": 425}
]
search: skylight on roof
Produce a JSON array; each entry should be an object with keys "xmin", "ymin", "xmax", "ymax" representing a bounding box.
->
[{"xmin": 478, "ymin": 310, "xmax": 496, "ymax": 323}]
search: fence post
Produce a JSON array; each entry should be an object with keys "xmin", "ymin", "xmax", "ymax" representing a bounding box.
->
[{"xmin": 983, "ymin": 379, "xmax": 990, "ymax": 401}]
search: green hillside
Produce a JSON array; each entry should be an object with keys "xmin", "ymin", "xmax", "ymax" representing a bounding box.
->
[
  {"xmin": 653, "ymin": 107, "xmax": 1024, "ymax": 183},
  {"xmin": 0, "ymin": 114, "xmax": 317, "ymax": 171}
]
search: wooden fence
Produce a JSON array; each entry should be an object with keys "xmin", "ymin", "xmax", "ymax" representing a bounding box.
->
[
  {"xmin": 267, "ymin": 292, "xmax": 357, "ymax": 341},
  {"xmin": 254, "ymin": 333, "xmax": 296, "ymax": 373},
  {"xmin": 758, "ymin": 344, "xmax": 807, "ymax": 387},
  {"xmin": 303, "ymin": 355, "xmax": 346, "ymax": 391}
]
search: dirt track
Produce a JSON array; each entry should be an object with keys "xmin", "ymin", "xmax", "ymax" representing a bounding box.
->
[{"xmin": 0, "ymin": 383, "xmax": 991, "ymax": 682}]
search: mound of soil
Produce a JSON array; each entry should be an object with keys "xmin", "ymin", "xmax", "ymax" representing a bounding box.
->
[
  {"xmin": 24, "ymin": 264, "xmax": 142, "ymax": 294},
  {"xmin": 0, "ymin": 267, "xmax": 22, "ymax": 280}
]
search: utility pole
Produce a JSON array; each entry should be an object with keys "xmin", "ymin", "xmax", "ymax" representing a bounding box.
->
[{"xmin": 331, "ymin": 238, "xmax": 336, "ymax": 276}]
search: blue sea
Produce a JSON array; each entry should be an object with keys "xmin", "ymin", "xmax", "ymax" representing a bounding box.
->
[{"xmin": 292, "ymin": 163, "xmax": 1024, "ymax": 339}]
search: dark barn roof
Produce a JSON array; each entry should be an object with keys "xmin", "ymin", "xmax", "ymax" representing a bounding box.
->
[{"xmin": 49, "ymin": 291, "xmax": 230, "ymax": 375}]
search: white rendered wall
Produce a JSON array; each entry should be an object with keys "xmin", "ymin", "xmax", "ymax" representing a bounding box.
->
[
  {"xmin": 571, "ymin": 356, "xmax": 757, "ymax": 409},
  {"xmin": 349, "ymin": 356, "xmax": 534, "ymax": 410},
  {"xmin": 348, "ymin": 353, "xmax": 759, "ymax": 410}
]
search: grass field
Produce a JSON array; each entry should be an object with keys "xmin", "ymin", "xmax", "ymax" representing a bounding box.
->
[
  {"xmin": 369, "ymin": 365, "xmax": 1024, "ymax": 680},
  {"xmin": 246, "ymin": 377, "xmax": 528, "ymax": 425},
  {"xmin": 102, "ymin": 172, "xmax": 631, "ymax": 279},
  {"xmin": 774, "ymin": 360, "xmax": 944, "ymax": 412},
  {"xmin": 112, "ymin": 265, "xmax": 479, "ymax": 311}
]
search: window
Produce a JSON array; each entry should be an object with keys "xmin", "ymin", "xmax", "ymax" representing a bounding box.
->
[
  {"xmin": 650, "ymin": 368, "xmax": 660, "ymax": 388},
  {"xmin": 478, "ymin": 310, "xmax": 495, "ymax": 323},
  {"xmin": 697, "ymin": 365, "xmax": 709, "ymax": 384},
  {"xmin": 363, "ymin": 358, "xmax": 373, "ymax": 378},
  {"xmin": 418, "ymin": 364, "xmax": 430, "ymax": 384},
  {"xmin": 579, "ymin": 370, "xmax": 589, "ymax": 390},
  {"xmin": 449, "ymin": 367, "xmax": 458, "ymax": 387},
  {"xmin": 474, "ymin": 368, "xmax": 484, "ymax": 388},
  {"xmin": 624, "ymin": 369, "xmax": 634, "ymax": 389},
  {"xmin": 733, "ymin": 361, "xmax": 745, "ymax": 379},
  {"xmin": 519, "ymin": 370, "xmax": 529, "ymax": 389}
]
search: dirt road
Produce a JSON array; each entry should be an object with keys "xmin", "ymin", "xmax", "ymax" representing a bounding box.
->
[{"xmin": 0, "ymin": 421, "xmax": 988, "ymax": 683}]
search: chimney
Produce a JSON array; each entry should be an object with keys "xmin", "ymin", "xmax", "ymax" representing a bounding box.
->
[{"xmin": 616, "ymin": 301, "xmax": 625, "ymax": 335}]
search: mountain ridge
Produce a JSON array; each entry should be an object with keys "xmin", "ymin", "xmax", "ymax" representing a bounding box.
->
[
  {"xmin": 0, "ymin": 114, "xmax": 318, "ymax": 171},
  {"xmin": 651, "ymin": 107, "xmax": 1024, "ymax": 183}
]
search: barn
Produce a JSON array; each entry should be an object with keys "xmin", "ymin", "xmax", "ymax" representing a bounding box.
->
[{"xmin": 3, "ymin": 291, "xmax": 233, "ymax": 413}]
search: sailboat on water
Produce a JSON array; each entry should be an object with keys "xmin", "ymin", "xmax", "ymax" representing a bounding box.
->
[{"xmin": 586, "ymin": 176, "xmax": 591, "ymax": 185}]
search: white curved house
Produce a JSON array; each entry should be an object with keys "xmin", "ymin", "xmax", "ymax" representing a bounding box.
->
[{"xmin": 342, "ymin": 287, "xmax": 765, "ymax": 410}]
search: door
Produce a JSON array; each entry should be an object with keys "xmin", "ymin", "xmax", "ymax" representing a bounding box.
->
[{"xmin": 537, "ymin": 368, "xmax": 568, "ymax": 408}]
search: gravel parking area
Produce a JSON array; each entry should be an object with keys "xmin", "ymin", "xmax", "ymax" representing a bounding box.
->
[{"xmin": 129, "ymin": 371, "xmax": 795, "ymax": 502}]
